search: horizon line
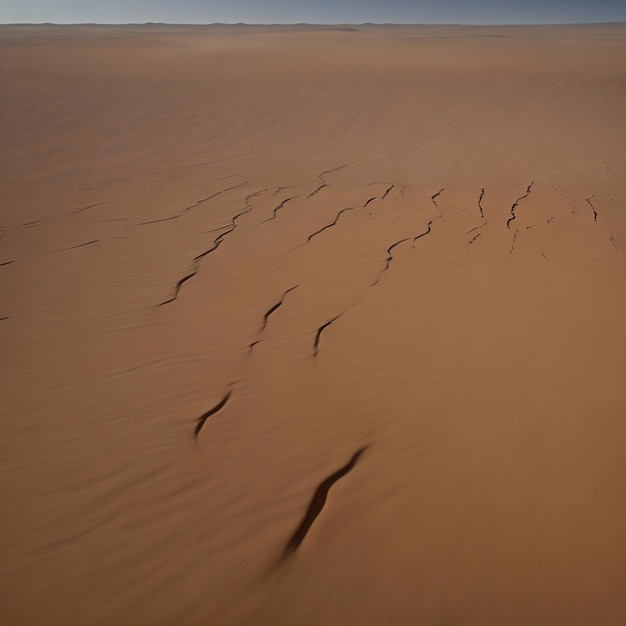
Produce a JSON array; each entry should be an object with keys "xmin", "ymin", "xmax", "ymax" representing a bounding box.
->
[{"xmin": 2, "ymin": 20, "xmax": 626, "ymax": 27}]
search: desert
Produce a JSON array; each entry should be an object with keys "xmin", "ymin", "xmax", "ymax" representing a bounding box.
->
[{"xmin": 1, "ymin": 22, "xmax": 626, "ymax": 625}]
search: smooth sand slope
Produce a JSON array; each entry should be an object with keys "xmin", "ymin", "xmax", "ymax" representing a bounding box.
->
[{"xmin": 1, "ymin": 23, "xmax": 626, "ymax": 625}]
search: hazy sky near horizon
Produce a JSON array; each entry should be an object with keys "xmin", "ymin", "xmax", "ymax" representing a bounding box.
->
[{"xmin": 2, "ymin": 0, "xmax": 626, "ymax": 25}]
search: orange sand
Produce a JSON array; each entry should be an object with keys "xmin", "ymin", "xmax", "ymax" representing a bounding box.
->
[{"xmin": 1, "ymin": 23, "xmax": 626, "ymax": 625}]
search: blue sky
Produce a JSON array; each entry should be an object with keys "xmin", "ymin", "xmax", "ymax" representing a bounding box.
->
[{"xmin": 3, "ymin": 0, "xmax": 626, "ymax": 25}]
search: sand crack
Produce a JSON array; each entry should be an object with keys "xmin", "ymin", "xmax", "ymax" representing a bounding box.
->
[
  {"xmin": 159, "ymin": 189, "xmax": 266, "ymax": 306},
  {"xmin": 307, "ymin": 164, "xmax": 351, "ymax": 199},
  {"xmin": 289, "ymin": 194, "xmax": 379, "ymax": 254},
  {"xmin": 194, "ymin": 392, "xmax": 232, "ymax": 438},
  {"xmin": 381, "ymin": 184, "xmax": 394, "ymax": 200},
  {"xmin": 586, "ymin": 195, "xmax": 598, "ymax": 222},
  {"xmin": 370, "ymin": 236, "xmax": 414, "ymax": 287},
  {"xmin": 256, "ymin": 195, "xmax": 301, "ymax": 226},
  {"xmin": 313, "ymin": 315, "xmax": 342, "ymax": 358},
  {"xmin": 506, "ymin": 182, "xmax": 534, "ymax": 230},
  {"xmin": 431, "ymin": 188, "xmax": 445, "ymax": 217},
  {"xmin": 138, "ymin": 181, "xmax": 249, "ymax": 226},
  {"xmin": 413, "ymin": 221, "xmax": 433, "ymax": 245},
  {"xmin": 468, "ymin": 187, "xmax": 487, "ymax": 235},
  {"xmin": 281, "ymin": 446, "xmax": 369, "ymax": 559},
  {"xmin": 261, "ymin": 285, "xmax": 299, "ymax": 331}
]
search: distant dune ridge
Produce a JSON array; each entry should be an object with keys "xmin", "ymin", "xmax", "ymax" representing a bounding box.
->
[{"xmin": 1, "ymin": 23, "xmax": 625, "ymax": 626}]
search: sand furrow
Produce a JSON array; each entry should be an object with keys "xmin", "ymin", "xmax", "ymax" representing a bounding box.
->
[{"xmin": 67, "ymin": 201, "xmax": 114, "ymax": 216}]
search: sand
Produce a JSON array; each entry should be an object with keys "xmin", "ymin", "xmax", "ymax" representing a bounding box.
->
[{"xmin": 1, "ymin": 22, "xmax": 626, "ymax": 625}]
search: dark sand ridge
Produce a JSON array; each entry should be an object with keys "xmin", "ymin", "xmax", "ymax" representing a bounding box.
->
[{"xmin": 1, "ymin": 24, "xmax": 625, "ymax": 625}]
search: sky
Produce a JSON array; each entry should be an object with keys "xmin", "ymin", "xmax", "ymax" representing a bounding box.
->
[{"xmin": 2, "ymin": 0, "xmax": 626, "ymax": 25}]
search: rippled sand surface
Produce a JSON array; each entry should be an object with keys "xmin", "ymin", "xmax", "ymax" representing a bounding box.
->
[{"xmin": 2, "ymin": 23, "xmax": 626, "ymax": 625}]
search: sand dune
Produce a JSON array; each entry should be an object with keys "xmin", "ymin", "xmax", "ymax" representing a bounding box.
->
[{"xmin": 1, "ymin": 23, "xmax": 626, "ymax": 625}]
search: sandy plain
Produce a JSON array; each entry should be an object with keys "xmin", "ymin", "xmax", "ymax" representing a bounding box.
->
[{"xmin": 1, "ymin": 22, "xmax": 626, "ymax": 625}]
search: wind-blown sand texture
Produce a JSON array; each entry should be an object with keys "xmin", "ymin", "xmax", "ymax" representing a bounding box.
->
[{"xmin": 1, "ymin": 23, "xmax": 626, "ymax": 625}]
